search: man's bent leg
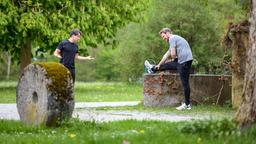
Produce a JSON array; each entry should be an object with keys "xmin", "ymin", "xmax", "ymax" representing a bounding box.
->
[{"xmin": 153, "ymin": 59, "xmax": 178, "ymax": 72}]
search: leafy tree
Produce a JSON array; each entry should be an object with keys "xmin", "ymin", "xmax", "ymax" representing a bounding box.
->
[
  {"xmin": 107, "ymin": 0, "xmax": 246, "ymax": 81},
  {"xmin": 0, "ymin": 52, "xmax": 18, "ymax": 80},
  {"xmin": 95, "ymin": 47, "xmax": 120, "ymax": 81},
  {"xmin": 235, "ymin": 0, "xmax": 256, "ymax": 129},
  {"xmin": 0, "ymin": 0, "xmax": 148, "ymax": 72}
]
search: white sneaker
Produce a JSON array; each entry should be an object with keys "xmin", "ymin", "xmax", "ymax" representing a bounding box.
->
[
  {"xmin": 176, "ymin": 103, "xmax": 192, "ymax": 110},
  {"xmin": 186, "ymin": 104, "xmax": 192, "ymax": 110},
  {"xmin": 144, "ymin": 60, "xmax": 155, "ymax": 74}
]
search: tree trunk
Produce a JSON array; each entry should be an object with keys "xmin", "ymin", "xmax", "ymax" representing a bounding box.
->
[
  {"xmin": 6, "ymin": 53, "xmax": 11, "ymax": 80},
  {"xmin": 235, "ymin": 0, "xmax": 256, "ymax": 129},
  {"xmin": 20, "ymin": 39, "xmax": 31, "ymax": 74},
  {"xmin": 229, "ymin": 21, "xmax": 249, "ymax": 108}
]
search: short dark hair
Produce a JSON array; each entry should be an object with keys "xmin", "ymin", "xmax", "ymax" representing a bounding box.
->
[
  {"xmin": 159, "ymin": 28, "xmax": 172, "ymax": 35},
  {"xmin": 70, "ymin": 29, "xmax": 81, "ymax": 37}
]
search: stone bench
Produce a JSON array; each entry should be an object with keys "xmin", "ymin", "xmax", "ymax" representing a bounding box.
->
[{"xmin": 143, "ymin": 73, "xmax": 231, "ymax": 107}]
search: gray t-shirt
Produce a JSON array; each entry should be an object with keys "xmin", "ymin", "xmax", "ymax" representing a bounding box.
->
[{"xmin": 168, "ymin": 35, "xmax": 193, "ymax": 64}]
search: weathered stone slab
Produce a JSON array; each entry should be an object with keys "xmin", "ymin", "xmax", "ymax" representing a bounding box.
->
[
  {"xmin": 16, "ymin": 62, "xmax": 74, "ymax": 126},
  {"xmin": 143, "ymin": 73, "xmax": 183, "ymax": 106},
  {"xmin": 143, "ymin": 73, "xmax": 231, "ymax": 107}
]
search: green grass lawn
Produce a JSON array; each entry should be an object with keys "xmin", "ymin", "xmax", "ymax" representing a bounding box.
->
[
  {"xmin": 0, "ymin": 119, "xmax": 255, "ymax": 144},
  {"xmin": 0, "ymin": 81, "xmax": 17, "ymax": 103},
  {"xmin": 1, "ymin": 81, "xmax": 250, "ymax": 143},
  {"xmin": 0, "ymin": 81, "xmax": 142, "ymax": 103},
  {"xmin": 75, "ymin": 82, "xmax": 142, "ymax": 102}
]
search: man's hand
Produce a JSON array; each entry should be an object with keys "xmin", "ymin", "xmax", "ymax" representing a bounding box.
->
[
  {"xmin": 155, "ymin": 64, "xmax": 160, "ymax": 70},
  {"xmin": 54, "ymin": 49, "xmax": 62, "ymax": 59},
  {"xmin": 86, "ymin": 56, "xmax": 95, "ymax": 60}
]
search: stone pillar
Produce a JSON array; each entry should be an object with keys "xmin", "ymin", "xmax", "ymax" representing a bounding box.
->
[
  {"xmin": 143, "ymin": 73, "xmax": 232, "ymax": 107},
  {"xmin": 143, "ymin": 73, "xmax": 183, "ymax": 106},
  {"xmin": 16, "ymin": 62, "xmax": 74, "ymax": 126}
]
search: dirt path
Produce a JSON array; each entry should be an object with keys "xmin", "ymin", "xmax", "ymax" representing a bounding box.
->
[{"xmin": 0, "ymin": 102, "xmax": 229, "ymax": 122}]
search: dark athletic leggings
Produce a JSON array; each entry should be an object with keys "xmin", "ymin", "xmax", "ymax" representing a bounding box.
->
[
  {"xmin": 68, "ymin": 68, "xmax": 75, "ymax": 84},
  {"xmin": 153, "ymin": 59, "xmax": 192, "ymax": 105}
]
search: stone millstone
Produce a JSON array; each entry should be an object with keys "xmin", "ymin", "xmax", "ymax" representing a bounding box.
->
[{"xmin": 16, "ymin": 62, "xmax": 74, "ymax": 126}]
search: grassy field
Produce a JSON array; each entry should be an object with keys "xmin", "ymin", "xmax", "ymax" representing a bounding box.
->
[
  {"xmin": 1, "ymin": 81, "xmax": 253, "ymax": 143},
  {"xmin": 0, "ymin": 81, "xmax": 17, "ymax": 103},
  {"xmin": 75, "ymin": 82, "xmax": 142, "ymax": 102},
  {"xmin": 0, "ymin": 81, "xmax": 142, "ymax": 103},
  {"xmin": 0, "ymin": 119, "xmax": 256, "ymax": 144}
]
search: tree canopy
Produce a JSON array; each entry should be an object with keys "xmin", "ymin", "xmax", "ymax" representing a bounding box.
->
[{"xmin": 0, "ymin": 0, "xmax": 147, "ymax": 69}]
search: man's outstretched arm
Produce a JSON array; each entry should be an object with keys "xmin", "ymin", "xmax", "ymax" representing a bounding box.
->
[{"xmin": 75, "ymin": 54, "xmax": 95, "ymax": 60}]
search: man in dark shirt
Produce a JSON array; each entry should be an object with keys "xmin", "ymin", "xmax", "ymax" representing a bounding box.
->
[{"xmin": 54, "ymin": 29, "xmax": 94, "ymax": 83}]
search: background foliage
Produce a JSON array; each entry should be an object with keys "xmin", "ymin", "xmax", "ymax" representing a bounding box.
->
[
  {"xmin": 85, "ymin": 0, "xmax": 246, "ymax": 82},
  {"xmin": 0, "ymin": 0, "xmax": 148, "ymax": 75},
  {"xmin": 0, "ymin": 0, "xmax": 246, "ymax": 82}
]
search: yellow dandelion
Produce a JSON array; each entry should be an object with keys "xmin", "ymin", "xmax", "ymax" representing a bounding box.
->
[
  {"xmin": 197, "ymin": 137, "xmax": 202, "ymax": 143},
  {"xmin": 69, "ymin": 133, "xmax": 76, "ymax": 138}
]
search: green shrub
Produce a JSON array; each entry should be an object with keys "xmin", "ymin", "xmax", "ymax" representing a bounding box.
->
[{"xmin": 179, "ymin": 119, "xmax": 239, "ymax": 137}]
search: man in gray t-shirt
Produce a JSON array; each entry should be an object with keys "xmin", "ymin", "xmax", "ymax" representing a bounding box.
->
[
  {"xmin": 153, "ymin": 28, "xmax": 193, "ymax": 110},
  {"xmin": 169, "ymin": 35, "xmax": 193, "ymax": 64}
]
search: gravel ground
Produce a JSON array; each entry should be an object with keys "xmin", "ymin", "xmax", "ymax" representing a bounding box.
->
[{"xmin": 0, "ymin": 102, "xmax": 225, "ymax": 122}]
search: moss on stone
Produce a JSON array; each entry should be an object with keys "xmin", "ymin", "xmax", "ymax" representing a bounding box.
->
[{"xmin": 33, "ymin": 62, "xmax": 73, "ymax": 100}]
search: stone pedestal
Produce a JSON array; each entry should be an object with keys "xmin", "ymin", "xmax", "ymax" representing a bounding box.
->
[
  {"xmin": 16, "ymin": 62, "xmax": 74, "ymax": 126},
  {"xmin": 143, "ymin": 73, "xmax": 183, "ymax": 106},
  {"xmin": 143, "ymin": 73, "xmax": 231, "ymax": 107}
]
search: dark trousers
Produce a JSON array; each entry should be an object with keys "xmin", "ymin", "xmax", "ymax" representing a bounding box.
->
[
  {"xmin": 68, "ymin": 68, "xmax": 76, "ymax": 84},
  {"xmin": 154, "ymin": 59, "xmax": 192, "ymax": 105}
]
